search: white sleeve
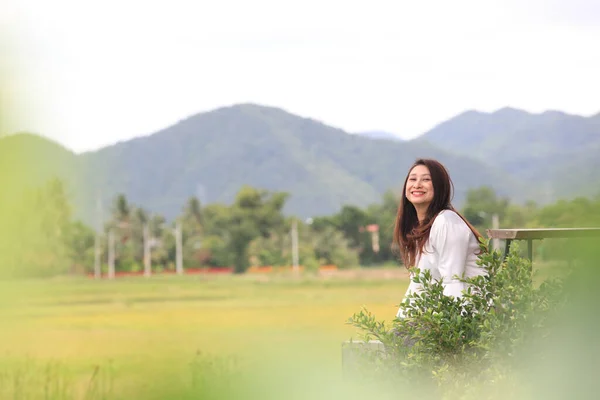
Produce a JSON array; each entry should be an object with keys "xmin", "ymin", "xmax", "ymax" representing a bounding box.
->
[{"xmin": 430, "ymin": 216, "xmax": 470, "ymax": 298}]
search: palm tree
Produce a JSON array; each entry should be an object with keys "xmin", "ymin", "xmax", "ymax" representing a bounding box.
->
[
  {"xmin": 107, "ymin": 193, "xmax": 133, "ymax": 270},
  {"xmin": 182, "ymin": 196, "xmax": 204, "ymax": 268}
]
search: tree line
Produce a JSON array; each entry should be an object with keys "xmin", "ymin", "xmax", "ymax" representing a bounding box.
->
[{"xmin": 1, "ymin": 177, "xmax": 599, "ymax": 278}]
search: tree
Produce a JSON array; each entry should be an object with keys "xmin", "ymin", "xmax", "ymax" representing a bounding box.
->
[
  {"xmin": 190, "ymin": 186, "xmax": 288, "ymax": 273},
  {"xmin": 184, "ymin": 196, "xmax": 204, "ymax": 229},
  {"xmin": 333, "ymin": 205, "xmax": 370, "ymax": 249},
  {"xmin": 361, "ymin": 190, "xmax": 400, "ymax": 265},
  {"xmin": 462, "ymin": 186, "xmax": 509, "ymax": 229},
  {"xmin": 229, "ymin": 187, "xmax": 288, "ymax": 273},
  {"xmin": 148, "ymin": 214, "xmax": 168, "ymax": 268},
  {"xmin": 1, "ymin": 178, "xmax": 75, "ymax": 277},
  {"xmin": 527, "ymin": 197, "xmax": 600, "ymax": 262},
  {"xmin": 65, "ymin": 221, "xmax": 96, "ymax": 273},
  {"xmin": 101, "ymin": 195, "xmax": 171, "ymax": 273},
  {"xmin": 312, "ymin": 202, "xmax": 387, "ymax": 266},
  {"xmin": 103, "ymin": 193, "xmax": 134, "ymax": 270},
  {"xmin": 197, "ymin": 204, "xmax": 231, "ymax": 267},
  {"xmin": 197, "ymin": 235, "xmax": 232, "ymax": 267},
  {"xmin": 129, "ymin": 207, "xmax": 149, "ymax": 267},
  {"xmin": 533, "ymin": 197, "xmax": 600, "ymax": 228},
  {"xmin": 312, "ymin": 226, "xmax": 360, "ymax": 268},
  {"xmin": 182, "ymin": 196, "xmax": 205, "ymax": 268},
  {"xmin": 112, "ymin": 194, "xmax": 131, "ymax": 225},
  {"xmin": 248, "ymin": 232, "xmax": 290, "ymax": 267}
]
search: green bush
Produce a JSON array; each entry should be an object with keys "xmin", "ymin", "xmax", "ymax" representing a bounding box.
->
[{"xmin": 347, "ymin": 240, "xmax": 568, "ymax": 399}]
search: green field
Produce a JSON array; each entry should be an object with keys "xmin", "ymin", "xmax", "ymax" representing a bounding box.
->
[
  {"xmin": 0, "ymin": 269, "xmax": 410, "ymax": 399},
  {"xmin": 0, "ymin": 260, "xmax": 567, "ymax": 399}
]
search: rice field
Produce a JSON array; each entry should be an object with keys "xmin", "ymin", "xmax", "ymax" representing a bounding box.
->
[
  {"xmin": 0, "ymin": 259, "xmax": 568, "ymax": 399},
  {"xmin": 0, "ymin": 268, "xmax": 411, "ymax": 399}
]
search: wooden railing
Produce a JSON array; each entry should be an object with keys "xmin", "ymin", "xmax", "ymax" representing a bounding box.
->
[{"xmin": 486, "ymin": 228, "xmax": 600, "ymax": 261}]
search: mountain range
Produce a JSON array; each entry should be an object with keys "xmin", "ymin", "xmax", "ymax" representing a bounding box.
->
[
  {"xmin": 417, "ymin": 107, "xmax": 600, "ymax": 200},
  {"xmin": 2, "ymin": 103, "xmax": 598, "ymax": 224}
]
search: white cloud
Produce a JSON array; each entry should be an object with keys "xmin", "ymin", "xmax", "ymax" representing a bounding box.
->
[{"xmin": 2, "ymin": 0, "xmax": 599, "ymax": 152}]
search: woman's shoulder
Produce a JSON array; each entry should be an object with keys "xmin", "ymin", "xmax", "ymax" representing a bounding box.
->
[
  {"xmin": 433, "ymin": 209, "xmax": 463, "ymax": 224},
  {"xmin": 431, "ymin": 209, "xmax": 471, "ymax": 233}
]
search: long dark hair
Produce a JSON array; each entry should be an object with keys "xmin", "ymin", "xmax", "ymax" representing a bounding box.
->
[{"xmin": 393, "ymin": 158, "xmax": 483, "ymax": 267}]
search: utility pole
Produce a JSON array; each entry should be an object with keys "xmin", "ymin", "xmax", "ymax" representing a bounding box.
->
[
  {"xmin": 175, "ymin": 220, "xmax": 183, "ymax": 275},
  {"xmin": 108, "ymin": 229, "xmax": 115, "ymax": 279},
  {"xmin": 492, "ymin": 213, "xmax": 500, "ymax": 251},
  {"xmin": 94, "ymin": 195, "xmax": 102, "ymax": 279},
  {"xmin": 94, "ymin": 234, "xmax": 101, "ymax": 279},
  {"xmin": 366, "ymin": 224, "xmax": 380, "ymax": 253},
  {"xmin": 291, "ymin": 219, "xmax": 299, "ymax": 273},
  {"xmin": 143, "ymin": 223, "xmax": 151, "ymax": 277}
]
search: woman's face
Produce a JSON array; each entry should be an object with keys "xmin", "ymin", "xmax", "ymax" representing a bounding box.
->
[{"xmin": 405, "ymin": 164, "xmax": 434, "ymax": 208}]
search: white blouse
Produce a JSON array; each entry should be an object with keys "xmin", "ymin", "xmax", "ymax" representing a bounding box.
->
[{"xmin": 396, "ymin": 209, "xmax": 486, "ymax": 318}]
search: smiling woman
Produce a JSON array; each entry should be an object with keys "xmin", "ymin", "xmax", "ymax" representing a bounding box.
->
[{"xmin": 393, "ymin": 158, "xmax": 487, "ymax": 318}]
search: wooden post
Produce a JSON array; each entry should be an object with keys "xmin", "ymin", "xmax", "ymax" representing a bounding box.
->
[
  {"xmin": 108, "ymin": 229, "xmax": 115, "ymax": 279},
  {"xmin": 143, "ymin": 223, "xmax": 151, "ymax": 277},
  {"xmin": 491, "ymin": 213, "xmax": 500, "ymax": 251}
]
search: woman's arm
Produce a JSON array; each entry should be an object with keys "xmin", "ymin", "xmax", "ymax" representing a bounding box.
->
[{"xmin": 430, "ymin": 213, "xmax": 471, "ymax": 298}]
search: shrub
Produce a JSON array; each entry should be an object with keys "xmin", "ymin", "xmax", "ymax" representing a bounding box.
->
[{"xmin": 347, "ymin": 240, "xmax": 568, "ymax": 399}]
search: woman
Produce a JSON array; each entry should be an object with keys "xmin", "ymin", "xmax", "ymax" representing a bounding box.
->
[{"xmin": 393, "ymin": 158, "xmax": 486, "ymax": 318}]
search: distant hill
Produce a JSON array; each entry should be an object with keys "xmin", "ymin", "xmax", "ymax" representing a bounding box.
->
[
  {"xmin": 356, "ymin": 131, "xmax": 402, "ymax": 141},
  {"xmin": 419, "ymin": 107, "xmax": 600, "ymax": 157},
  {"xmin": 0, "ymin": 133, "xmax": 80, "ymax": 195},
  {"xmin": 416, "ymin": 107, "xmax": 600, "ymax": 193},
  {"xmin": 5, "ymin": 103, "xmax": 596, "ymax": 224},
  {"xmin": 76, "ymin": 104, "xmax": 519, "ymax": 221}
]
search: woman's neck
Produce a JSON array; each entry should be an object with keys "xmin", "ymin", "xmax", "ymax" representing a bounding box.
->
[{"xmin": 415, "ymin": 206, "xmax": 428, "ymax": 223}]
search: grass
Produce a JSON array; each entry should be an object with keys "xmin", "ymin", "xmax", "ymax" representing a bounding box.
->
[
  {"xmin": 0, "ymin": 269, "xmax": 410, "ymax": 399},
  {"xmin": 0, "ymin": 260, "xmax": 566, "ymax": 399}
]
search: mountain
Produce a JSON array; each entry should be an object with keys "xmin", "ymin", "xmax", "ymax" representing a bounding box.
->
[
  {"xmin": 71, "ymin": 104, "xmax": 521, "ymax": 222},
  {"xmin": 356, "ymin": 131, "xmax": 402, "ymax": 141},
  {"xmin": 0, "ymin": 133, "xmax": 80, "ymax": 195},
  {"xmin": 8, "ymin": 103, "xmax": 595, "ymax": 224},
  {"xmin": 416, "ymin": 107, "xmax": 600, "ymax": 195},
  {"xmin": 525, "ymin": 141, "xmax": 600, "ymax": 201}
]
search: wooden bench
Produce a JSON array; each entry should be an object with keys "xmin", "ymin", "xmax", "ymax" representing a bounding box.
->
[{"xmin": 486, "ymin": 228, "xmax": 600, "ymax": 261}]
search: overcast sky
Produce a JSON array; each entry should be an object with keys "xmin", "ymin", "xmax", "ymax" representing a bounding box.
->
[{"xmin": 2, "ymin": 0, "xmax": 599, "ymax": 153}]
